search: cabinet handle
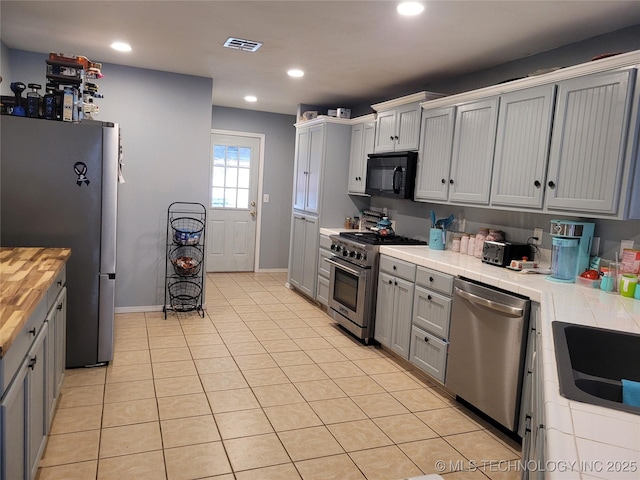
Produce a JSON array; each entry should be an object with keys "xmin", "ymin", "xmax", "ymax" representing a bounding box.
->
[
  {"xmin": 449, "ymin": 179, "xmax": 454, "ymax": 184},
  {"xmin": 57, "ymin": 303, "xmax": 63, "ymax": 310},
  {"xmin": 427, "ymin": 295, "xmax": 432, "ymax": 301},
  {"xmin": 29, "ymin": 328, "xmax": 37, "ymax": 336},
  {"xmin": 441, "ymin": 178, "xmax": 446, "ymax": 184},
  {"xmin": 28, "ymin": 356, "xmax": 37, "ymax": 370},
  {"xmin": 534, "ymin": 180, "xmax": 541, "ymax": 188},
  {"xmin": 57, "ymin": 280, "xmax": 63, "ymax": 286},
  {"xmin": 389, "ymin": 136, "xmax": 394, "ymax": 141},
  {"xmin": 394, "ymin": 136, "xmax": 399, "ymax": 141},
  {"xmin": 548, "ymin": 181, "xmax": 556, "ymax": 189},
  {"xmin": 394, "ymin": 281, "xmax": 397, "ymax": 286},
  {"xmin": 429, "ymin": 276, "xmax": 434, "ymax": 282},
  {"xmin": 424, "ymin": 337, "xmax": 429, "ymax": 343},
  {"xmin": 388, "ymin": 280, "xmax": 393, "ymax": 285}
]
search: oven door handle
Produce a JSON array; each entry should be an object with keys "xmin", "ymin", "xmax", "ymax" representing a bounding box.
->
[{"xmin": 325, "ymin": 257, "xmax": 363, "ymax": 277}]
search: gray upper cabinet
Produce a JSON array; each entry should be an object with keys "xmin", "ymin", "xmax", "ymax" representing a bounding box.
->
[
  {"xmin": 415, "ymin": 106, "xmax": 455, "ymax": 201},
  {"xmin": 449, "ymin": 97, "xmax": 499, "ymax": 204},
  {"xmin": 293, "ymin": 124, "xmax": 324, "ymax": 214},
  {"xmin": 348, "ymin": 118, "xmax": 375, "ymax": 194},
  {"xmin": 545, "ymin": 69, "xmax": 636, "ymax": 214},
  {"xmin": 373, "ymin": 102, "xmax": 422, "ymax": 153},
  {"xmin": 490, "ymin": 85, "xmax": 556, "ymax": 208}
]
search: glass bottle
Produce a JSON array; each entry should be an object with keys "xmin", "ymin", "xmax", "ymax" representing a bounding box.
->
[{"xmin": 460, "ymin": 234, "xmax": 470, "ymax": 255}]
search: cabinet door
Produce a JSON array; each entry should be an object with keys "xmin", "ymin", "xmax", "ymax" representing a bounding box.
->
[
  {"xmin": 28, "ymin": 324, "xmax": 48, "ymax": 480},
  {"xmin": 301, "ymin": 216, "xmax": 319, "ymax": 296},
  {"xmin": 293, "ymin": 128, "xmax": 310, "ymax": 211},
  {"xmin": 449, "ymin": 97, "xmax": 499, "ymax": 204},
  {"xmin": 395, "ymin": 102, "xmax": 422, "ymax": 152},
  {"xmin": 546, "ymin": 69, "xmax": 635, "ymax": 213},
  {"xmin": 316, "ymin": 275, "xmax": 329, "ymax": 307},
  {"xmin": 491, "ymin": 85, "xmax": 556, "ymax": 208},
  {"xmin": 305, "ymin": 125, "xmax": 325, "ymax": 214},
  {"xmin": 415, "ymin": 107, "xmax": 455, "ymax": 201},
  {"xmin": 0, "ymin": 358, "xmax": 28, "ymax": 480},
  {"xmin": 348, "ymin": 124, "xmax": 365, "ymax": 194},
  {"xmin": 374, "ymin": 110, "xmax": 397, "ymax": 153},
  {"xmin": 390, "ymin": 278, "xmax": 414, "ymax": 360},
  {"xmin": 374, "ymin": 272, "xmax": 394, "ymax": 347},
  {"xmin": 46, "ymin": 288, "xmax": 66, "ymax": 429},
  {"xmin": 289, "ymin": 215, "xmax": 306, "ymax": 290}
]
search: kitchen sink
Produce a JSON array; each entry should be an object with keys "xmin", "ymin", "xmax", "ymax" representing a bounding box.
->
[{"xmin": 552, "ymin": 321, "xmax": 640, "ymax": 415}]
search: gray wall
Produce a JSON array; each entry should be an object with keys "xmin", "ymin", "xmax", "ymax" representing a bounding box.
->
[
  {"xmin": 211, "ymin": 106, "xmax": 296, "ymax": 270},
  {"xmin": 2, "ymin": 49, "xmax": 213, "ymax": 311},
  {"xmin": 365, "ymin": 23, "xmax": 640, "ymax": 261}
]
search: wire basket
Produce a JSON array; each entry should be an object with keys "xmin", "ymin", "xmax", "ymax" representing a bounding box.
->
[
  {"xmin": 169, "ymin": 245, "xmax": 203, "ymax": 277},
  {"xmin": 168, "ymin": 280, "xmax": 202, "ymax": 312},
  {"xmin": 171, "ymin": 217, "xmax": 204, "ymax": 245}
]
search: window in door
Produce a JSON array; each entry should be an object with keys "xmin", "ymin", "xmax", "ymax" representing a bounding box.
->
[{"xmin": 211, "ymin": 145, "xmax": 251, "ymax": 208}]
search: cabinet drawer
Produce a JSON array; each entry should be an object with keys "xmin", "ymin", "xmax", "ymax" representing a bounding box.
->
[
  {"xmin": 415, "ymin": 266, "xmax": 453, "ymax": 295},
  {"xmin": 316, "ymin": 275, "xmax": 329, "ymax": 306},
  {"xmin": 379, "ymin": 255, "xmax": 416, "ymax": 282},
  {"xmin": 412, "ymin": 286, "xmax": 452, "ymax": 339},
  {"xmin": 318, "ymin": 249, "xmax": 332, "ymax": 279},
  {"xmin": 2, "ymin": 298, "xmax": 47, "ymax": 393},
  {"xmin": 319, "ymin": 234, "xmax": 332, "ymax": 250},
  {"xmin": 410, "ymin": 325, "xmax": 448, "ymax": 384},
  {"xmin": 47, "ymin": 265, "xmax": 66, "ymax": 310}
]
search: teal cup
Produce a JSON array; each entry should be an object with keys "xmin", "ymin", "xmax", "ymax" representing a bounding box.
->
[{"xmin": 429, "ymin": 228, "xmax": 445, "ymax": 250}]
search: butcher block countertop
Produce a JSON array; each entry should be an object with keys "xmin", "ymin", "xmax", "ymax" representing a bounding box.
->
[{"xmin": 0, "ymin": 247, "xmax": 71, "ymax": 357}]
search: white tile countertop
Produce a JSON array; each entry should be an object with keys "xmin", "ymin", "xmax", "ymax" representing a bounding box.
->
[{"xmin": 320, "ymin": 229, "xmax": 640, "ymax": 479}]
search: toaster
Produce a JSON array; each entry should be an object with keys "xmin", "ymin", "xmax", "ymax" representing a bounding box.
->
[{"xmin": 482, "ymin": 241, "xmax": 533, "ymax": 267}]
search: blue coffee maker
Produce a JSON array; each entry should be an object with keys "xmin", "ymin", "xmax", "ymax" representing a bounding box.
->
[{"xmin": 548, "ymin": 220, "xmax": 595, "ymax": 282}]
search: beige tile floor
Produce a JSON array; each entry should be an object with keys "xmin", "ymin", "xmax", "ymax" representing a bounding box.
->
[{"xmin": 37, "ymin": 272, "xmax": 521, "ymax": 480}]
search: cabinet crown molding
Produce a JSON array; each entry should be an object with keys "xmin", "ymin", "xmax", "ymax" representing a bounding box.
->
[
  {"xmin": 294, "ymin": 115, "xmax": 354, "ymax": 128},
  {"xmin": 372, "ymin": 91, "xmax": 446, "ymax": 112},
  {"xmin": 421, "ymin": 49, "xmax": 640, "ymax": 110}
]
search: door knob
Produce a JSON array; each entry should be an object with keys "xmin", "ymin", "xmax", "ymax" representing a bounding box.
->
[
  {"xmin": 250, "ymin": 211, "xmax": 256, "ymax": 217},
  {"xmin": 251, "ymin": 201, "xmax": 256, "ymax": 207}
]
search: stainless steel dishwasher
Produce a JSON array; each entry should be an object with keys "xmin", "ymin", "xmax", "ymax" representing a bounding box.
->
[{"xmin": 445, "ymin": 277, "xmax": 530, "ymax": 432}]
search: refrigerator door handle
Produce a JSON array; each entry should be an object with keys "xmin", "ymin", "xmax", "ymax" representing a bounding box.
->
[
  {"xmin": 100, "ymin": 124, "xmax": 119, "ymax": 274},
  {"xmin": 98, "ymin": 274, "xmax": 115, "ymax": 363}
]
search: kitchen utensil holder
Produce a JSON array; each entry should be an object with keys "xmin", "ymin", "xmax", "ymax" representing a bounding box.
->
[{"xmin": 429, "ymin": 228, "xmax": 446, "ymax": 250}]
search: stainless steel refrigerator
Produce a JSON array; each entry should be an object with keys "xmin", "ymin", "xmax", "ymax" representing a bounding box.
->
[{"xmin": 1, "ymin": 115, "xmax": 119, "ymax": 368}]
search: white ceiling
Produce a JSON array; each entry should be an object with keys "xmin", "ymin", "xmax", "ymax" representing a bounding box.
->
[{"xmin": 2, "ymin": 1, "xmax": 640, "ymax": 115}]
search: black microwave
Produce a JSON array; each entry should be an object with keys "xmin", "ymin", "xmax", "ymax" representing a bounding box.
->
[{"xmin": 365, "ymin": 151, "xmax": 418, "ymax": 199}]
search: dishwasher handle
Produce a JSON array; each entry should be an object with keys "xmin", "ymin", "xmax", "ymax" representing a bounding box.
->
[{"xmin": 454, "ymin": 286, "xmax": 524, "ymax": 318}]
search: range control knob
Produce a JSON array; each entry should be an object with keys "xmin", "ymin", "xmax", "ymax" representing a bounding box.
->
[
  {"xmin": 330, "ymin": 244, "xmax": 336, "ymax": 251},
  {"xmin": 342, "ymin": 249, "xmax": 349, "ymax": 257},
  {"xmin": 349, "ymin": 250, "xmax": 356, "ymax": 258},
  {"xmin": 355, "ymin": 252, "xmax": 363, "ymax": 260},
  {"xmin": 335, "ymin": 245, "xmax": 341, "ymax": 252}
]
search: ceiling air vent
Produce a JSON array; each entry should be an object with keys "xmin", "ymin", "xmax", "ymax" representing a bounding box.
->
[{"xmin": 223, "ymin": 37, "xmax": 262, "ymax": 52}]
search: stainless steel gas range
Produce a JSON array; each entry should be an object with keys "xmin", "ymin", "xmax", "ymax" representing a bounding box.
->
[{"xmin": 326, "ymin": 232, "xmax": 427, "ymax": 343}]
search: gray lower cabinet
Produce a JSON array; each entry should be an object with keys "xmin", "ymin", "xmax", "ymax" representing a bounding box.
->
[
  {"xmin": 374, "ymin": 256, "xmax": 416, "ymax": 359},
  {"xmin": 409, "ymin": 266, "xmax": 454, "ymax": 384},
  {"xmin": 0, "ymin": 267, "xmax": 67, "ymax": 480},
  {"xmin": 289, "ymin": 214, "xmax": 319, "ymax": 298},
  {"xmin": 316, "ymin": 234, "xmax": 332, "ymax": 306},
  {"xmin": 520, "ymin": 303, "xmax": 544, "ymax": 480}
]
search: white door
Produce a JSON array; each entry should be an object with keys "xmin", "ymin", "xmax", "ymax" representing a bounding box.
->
[{"xmin": 207, "ymin": 132, "xmax": 262, "ymax": 272}]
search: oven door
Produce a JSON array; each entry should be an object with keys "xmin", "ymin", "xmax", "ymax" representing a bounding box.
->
[{"xmin": 326, "ymin": 256, "xmax": 370, "ymax": 327}]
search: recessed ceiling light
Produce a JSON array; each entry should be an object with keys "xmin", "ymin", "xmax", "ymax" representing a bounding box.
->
[
  {"xmin": 244, "ymin": 95, "xmax": 257, "ymax": 102},
  {"xmin": 287, "ymin": 69, "xmax": 304, "ymax": 78},
  {"xmin": 397, "ymin": 2, "xmax": 425, "ymax": 16},
  {"xmin": 111, "ymin": 42, "xmax": 132, "ymax": 52}
]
